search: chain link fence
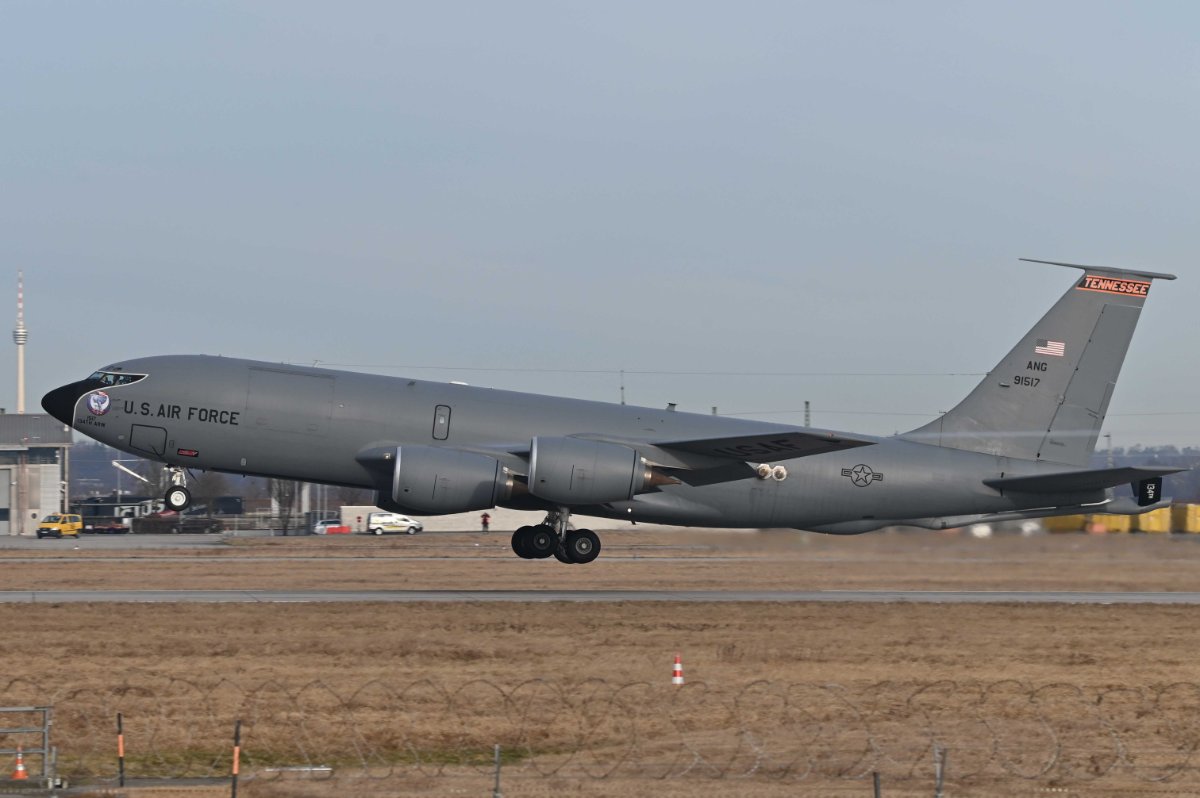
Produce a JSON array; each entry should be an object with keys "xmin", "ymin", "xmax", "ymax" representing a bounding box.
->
[{"xmin": 3, "ymin": 674, "xmax": 1199, "ymax": 791}]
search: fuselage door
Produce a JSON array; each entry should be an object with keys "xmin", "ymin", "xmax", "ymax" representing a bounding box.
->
[
  {"xmin": 432, "ymin": 405, "xmax": 451, "ymax": 441},
  {"xmin": 129, "ymin": 424, "xmax": 168, "ymax": 457}
]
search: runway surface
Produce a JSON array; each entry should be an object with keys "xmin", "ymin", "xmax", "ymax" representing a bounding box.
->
[{"xmin": 5, "ymin": 589, "xmax": 1200, "ymax": 604}]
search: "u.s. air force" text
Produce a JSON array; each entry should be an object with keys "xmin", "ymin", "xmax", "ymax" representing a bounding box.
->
[{"xmin": 122, "ymin": 401, "xmax": 240, "ymax": 426}]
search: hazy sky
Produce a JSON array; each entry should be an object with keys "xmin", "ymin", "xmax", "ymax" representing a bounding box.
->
[{"xmin": 2, "ymin": 2, "xmax": 1197, "ymax": 447}]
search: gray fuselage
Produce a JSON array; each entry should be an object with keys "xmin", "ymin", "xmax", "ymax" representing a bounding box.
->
[{"xmin": 60, "ymin": 354, "xmax": 1103, "ymax": 531}]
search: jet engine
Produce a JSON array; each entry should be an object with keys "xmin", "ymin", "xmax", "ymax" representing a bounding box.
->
[
  {"xmin": 391, "ymin": 445, "xmax": 517, "ymax": 514},
  {"xmin": 528, "ymin": 436, "xmax": 674, "ymax": 505}
]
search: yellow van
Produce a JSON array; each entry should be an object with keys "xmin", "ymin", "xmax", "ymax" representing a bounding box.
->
[{"xmin": 36, "ymin": 514, "xmax": 83, "ymax": 539}]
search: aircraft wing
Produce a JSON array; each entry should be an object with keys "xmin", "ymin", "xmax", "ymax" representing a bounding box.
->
[
  {"xmin": 361, "ymin": 429, "xmax": 876, "ymax": 490},
  {"xmin": 475, "ymin": 428, "xmax": 877, "ymax": 479},
  {"xmin": 984, "ymin": 466, "xmax": 1186, "ymax": 494},
  {"xmin": 654, "ymin": 429, "xmax": 877, "ymax": 461}
]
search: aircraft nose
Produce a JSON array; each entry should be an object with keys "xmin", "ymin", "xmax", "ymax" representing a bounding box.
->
[{"xmin": 41, "ymin": 379, "xmax": 99, "ymax": 425}]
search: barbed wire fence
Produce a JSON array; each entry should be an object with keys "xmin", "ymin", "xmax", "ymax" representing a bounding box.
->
[{"xmin": 3, "ymin": 674, "xmax": 1200, "ymax": 790}]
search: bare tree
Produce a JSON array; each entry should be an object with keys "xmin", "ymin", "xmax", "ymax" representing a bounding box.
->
[
  {"xmin": 192, "ymin": 471, "xmax": 229, "ymax": 517},
  {"xmin": 241, "ymin": 476, "xmax": 271, "ymax": 500},
  {"xmin": 336, "ymin": 485, "xmax": 372, "ymax": 506},
  {"xmin": 270, "ymin": 479, "xmax": 300, "ymax": 535}
]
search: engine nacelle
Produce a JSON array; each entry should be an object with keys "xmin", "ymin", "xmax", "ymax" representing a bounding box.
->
[
  {"xmin": 529, "ymin": 436, "xmax": 658, "ymax": 505},
  {"xmin": 391, "ymin": 445, "xmax": 514, "ymax": 514}
]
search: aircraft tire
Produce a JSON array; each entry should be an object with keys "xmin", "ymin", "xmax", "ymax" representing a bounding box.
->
[
  {"xmin": 511, "ymin": 526, "xmax": 536, "ymax": 559},
  {"xmin": 553, "ymin": 545, "xmax": 574, "ymax": 564},
  {"xmin": 563, "ymin": 529, "xmax": 600, "ymax": 564},
  {"xmin": 165, "ymin": 485, "xmax": 192, "ymax": 512},
  {"xmin": 526, "ymin": 525, "xmax": 558, "ymax": 559}
]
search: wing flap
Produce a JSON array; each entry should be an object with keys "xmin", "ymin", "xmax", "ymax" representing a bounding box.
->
[
  {"xmin": 657, "ymin": 429, "xmax": 877, "ymax": 461},
  {"xmin": 984, "ymin": 466, "xmax": 1185, "ymax": 494}
]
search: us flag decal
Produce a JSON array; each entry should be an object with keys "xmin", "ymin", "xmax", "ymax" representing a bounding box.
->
[{"xmin": 1034, "ymin": 339, "xmax": 1065, "ymax": 357}]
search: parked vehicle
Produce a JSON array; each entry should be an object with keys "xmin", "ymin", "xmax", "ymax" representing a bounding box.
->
[
  {"xmin": 36, "ymin": 514, "xmax": 83, "ymax": 539},
  {"xmin": 312, "ymin": 518, "xmax": 351, "ymax": 535},
  {"xmin": 82, "ymin": 518, "xmax": 131, "ymax": 534},
  {"xmin": 365, "ymin": 512, "xmax": 422, "ymax": 535},
  {"xmin": 130, "ymin": 514, "xmax": 224, "ymax": 534}
]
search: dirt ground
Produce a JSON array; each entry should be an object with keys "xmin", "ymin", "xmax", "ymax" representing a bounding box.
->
[
  {"xmin": 3, "ymin": 530, "xmax": 1200, "ymax": 797},
  {"xmin": 4, "ymin": 526, "xmax": 1200, "ymax": 591}
]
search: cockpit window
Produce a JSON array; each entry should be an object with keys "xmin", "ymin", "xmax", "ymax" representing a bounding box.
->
[{"xmin": 88, "ymin": 371, "xmax": 147, "ymax": 387}]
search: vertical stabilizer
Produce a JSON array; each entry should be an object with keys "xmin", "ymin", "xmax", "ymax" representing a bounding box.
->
[{"xmin": 903, "ymin": 260, "xmax": 1176, "ymax": 466}]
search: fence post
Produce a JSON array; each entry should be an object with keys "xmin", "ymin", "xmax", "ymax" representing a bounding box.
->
[
  {"xmin": 231, "ymin": 719, "xmax": 242, "ymax": 798},
  {"xmin": 116, "ymin": 713, "xmax": 125, "ymax": 787},
  {"xmin": 873, "ymin": 770, "xmax": 881, "ymax": 797},
  {"xmin": 933, "ymin": 744, "xmax": 945, "ymax": 798},
  {"xmin": 492, "ymin": 743, "xmax": 502, "ymax": 798},
  {"xmin": 43, "ymin": 706, "xmax": 51, "ymax": 780}
]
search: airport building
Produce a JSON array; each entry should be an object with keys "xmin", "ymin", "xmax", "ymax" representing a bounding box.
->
[{"xmin": 0, "ymin": 412, "xmax": 72, "ymax": 535}]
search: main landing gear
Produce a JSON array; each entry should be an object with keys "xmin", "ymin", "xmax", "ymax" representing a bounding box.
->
[
  {"xmin": 163, "ymin": 467, "xmax": 192, "ymax": 512},
  {"xmin": 510, "ymin": 508, "xmax": 601, "ymax": 564}
]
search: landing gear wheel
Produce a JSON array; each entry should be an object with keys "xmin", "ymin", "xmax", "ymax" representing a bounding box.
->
[
  {"xmin": 553, "ymin": 546, "xmax": 574, "ymax": 564},
  {"xmin": 563, "ymin": 529, "xmax": 601, "ymax": 564},
  {"xmin": 511, "ymin": 526, "xmax": 536, "ymax": 559},
  {"xmin": 165, "ymin": 485, "xmax": 192, "ymax": 512},
  {"xmin": 526, "ymin": 525, "xmax": 558, "ymax": 559}
]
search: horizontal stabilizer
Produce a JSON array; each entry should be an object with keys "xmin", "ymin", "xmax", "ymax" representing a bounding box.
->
[
  {"xmin": 984, "ymin": 466, "xmax": 1185, "ymax": 494},
  {"xmin": 658, "ymin": 429, "xmax": 876, "ymax": 461}
]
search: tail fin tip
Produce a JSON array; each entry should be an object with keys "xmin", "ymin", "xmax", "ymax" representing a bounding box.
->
[{"xmin": 1018, "ymin": 257, "xmax": 1177, "ymax": 282}]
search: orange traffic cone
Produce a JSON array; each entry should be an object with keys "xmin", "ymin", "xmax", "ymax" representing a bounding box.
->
[
  {"xmin": 11, "ymin": 746, "xmax": 28, "ymax": 780},
  {"xmin": 672, "ymin": 653, "xmax": 685, "ymax": 685}
]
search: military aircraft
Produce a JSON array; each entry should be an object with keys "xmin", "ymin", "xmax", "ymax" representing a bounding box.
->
[{"xmin": 43, "ymin": 260, "xmax": 1183, "ymax": 563}]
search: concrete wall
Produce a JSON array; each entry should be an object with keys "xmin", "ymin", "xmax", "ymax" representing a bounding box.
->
[
  {"xmin": 2, "ymin": 462, "xmax": 66, "ymax": 535},
  {"xmin": 39, "ymin": 464, "xmax": 62, "ymax": 518},
  {"xmin": 0, "ymin": 468, "xmax": 9, "ymax": 535}
]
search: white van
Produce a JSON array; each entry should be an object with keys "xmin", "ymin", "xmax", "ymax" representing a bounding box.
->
[{"xmin": 366, "ymin": 511, "xmax": 423, "ymax": 535}]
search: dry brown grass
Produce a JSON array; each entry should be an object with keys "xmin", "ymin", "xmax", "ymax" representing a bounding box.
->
[
  {"xmin": 4, "ymin": 528, "xmax": 1200, "ymax": 591},
  {"xmin": 3, "ymin": 601, "xmax": 1200, "ymax": 796},
  {"xmin": 4, "ymin": 530, "xmax": 1200, "ymax": 796}
]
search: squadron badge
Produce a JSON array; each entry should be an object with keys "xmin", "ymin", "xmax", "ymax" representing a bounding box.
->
[{"xmin": 86, "ymin": 391, "xmax": 111, "ymax": 416}]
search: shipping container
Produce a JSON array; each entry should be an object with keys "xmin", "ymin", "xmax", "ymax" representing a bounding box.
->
[
  {"xmin": 1042, "ymin": 515, "xmax": 1087, "ymax": 533},
  {"xmin": 1087, "ymin": 514, "xmax": 1131, "ymax": 533},
  {"xmin": 1172, "ymin": 504, "xmax": 1200, "ymax": 534},
  {"xmin": 1135, "ymin": 507, "xmax": 1172, "ymax": 534}
]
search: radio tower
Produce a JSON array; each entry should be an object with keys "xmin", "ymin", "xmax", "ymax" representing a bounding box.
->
[{"xmin": 13, "ymin": 271, "xmax": 28, "ymax": 413}]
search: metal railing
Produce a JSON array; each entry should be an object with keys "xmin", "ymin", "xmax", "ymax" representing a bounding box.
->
[{"xmin": 0, "ymin": 705, "xmax": 51, "ymax": 779}]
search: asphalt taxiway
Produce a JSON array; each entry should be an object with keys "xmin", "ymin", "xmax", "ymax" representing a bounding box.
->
[{"xmin": 4, "ymin": 589, "xmax": 1200, "ymax": 604}]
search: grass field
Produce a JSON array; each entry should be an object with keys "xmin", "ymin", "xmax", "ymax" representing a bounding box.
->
[
  {"xmin": 5, "ymin": 527, "xmax": 1200, "ymax": 591},
  {"xmin": 3, "ymin": 530, "xmax": 1200, "ymax": 796}
]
